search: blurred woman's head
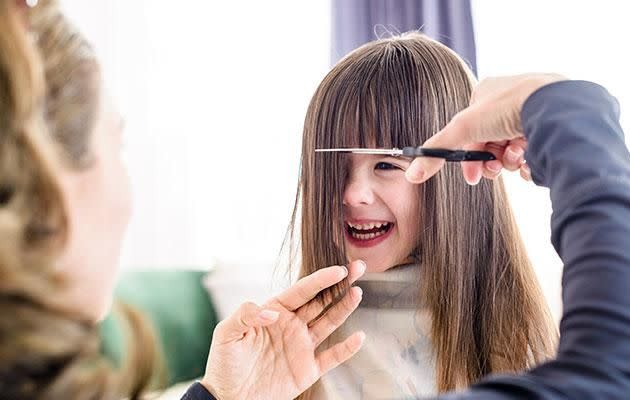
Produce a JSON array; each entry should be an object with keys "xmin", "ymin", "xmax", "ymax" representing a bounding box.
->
[
  {"xmin": 0, "ymin": 1, "xmax": 152, "ymax": 398},
  {"xmin": 33, "ymin": 0, "xmax": 132, "ymax": 321},
  {"xmin": 1, "ymin": 0, "xmax": 131, "ymax": 322}
]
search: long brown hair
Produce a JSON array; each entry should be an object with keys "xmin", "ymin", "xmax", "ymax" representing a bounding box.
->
[
  {"xmin": 287, "ymin": 33, "xmax": 557, "ymax": 396},
  {"xmin": 0, "ymin": 1, "xmax": 158, "ymax": 398}
]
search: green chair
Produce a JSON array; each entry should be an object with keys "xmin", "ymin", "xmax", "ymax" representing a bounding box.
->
[{"xmin": 99, "ymin": 269, "xmax": 218, "ymax": 387}]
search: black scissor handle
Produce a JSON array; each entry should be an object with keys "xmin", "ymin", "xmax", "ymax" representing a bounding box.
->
[{"xmin": 401, "ymin": 147, "xmax": 496, "ymax": 162}]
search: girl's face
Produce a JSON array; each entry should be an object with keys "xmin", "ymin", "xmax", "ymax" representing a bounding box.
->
[{"xmin": 342, "ymin": 154, "xmax": 420, "ymax": 272}]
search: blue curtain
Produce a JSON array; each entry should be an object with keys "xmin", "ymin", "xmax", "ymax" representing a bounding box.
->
[{"xmin": 331, "ymin": 0, "xmax": 477, "ymax": 76}]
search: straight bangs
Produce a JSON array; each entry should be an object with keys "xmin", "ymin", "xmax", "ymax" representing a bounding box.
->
[{"xmin": 316, "ymin": 40, "xmax": 440, "ymax": 152}]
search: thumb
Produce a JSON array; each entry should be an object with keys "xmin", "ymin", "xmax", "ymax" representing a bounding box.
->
[
  {"xmin": 214, "ymin": 302, "xmax": 280, "ymax": 343},
  {"xmin": 405, "ymin": 112, "xmax": 474, "ymax": 184}
]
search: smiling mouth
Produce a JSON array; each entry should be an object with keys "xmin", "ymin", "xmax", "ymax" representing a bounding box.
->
[{"xmin": 346, "ymin": 221, "xmax": 393, "ymax": 240}]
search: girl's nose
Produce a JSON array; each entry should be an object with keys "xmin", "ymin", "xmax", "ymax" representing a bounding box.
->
[{"xmin": 343, "ymin": 174, "xmax": 375, "ymax": 206}]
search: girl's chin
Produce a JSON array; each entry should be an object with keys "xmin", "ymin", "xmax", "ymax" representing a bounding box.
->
[
  {"xmin": 347, "ymin": 254, "xmax": 417, "ymax": 273},
  {"xmin": 366, "ymin": 263, "xmax": 395, "ymax": 273},
  {"xmin": 351, "ymin": 257, "xmax": 395, "ymax": 273}
]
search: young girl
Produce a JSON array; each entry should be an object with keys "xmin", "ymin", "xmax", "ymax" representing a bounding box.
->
[{"xmin": 286, "ymin": 33, "xmax": 558, "ymax": 399}]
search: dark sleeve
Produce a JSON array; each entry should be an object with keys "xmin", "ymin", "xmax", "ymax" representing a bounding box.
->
[
  {"xmin": 436, "ymin": 81, "xmax": 630, "ymax": 399},
  {"xmin": 180, "ymin": 382, "xmax": 217, "ymax": 400}
]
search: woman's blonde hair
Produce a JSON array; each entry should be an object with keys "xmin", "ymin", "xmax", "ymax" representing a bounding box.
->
[
  {"xmin": 287, "ymin": 33, "xmax": 558, "ymax": 397},
  {"xmin": 0, "ymin": 1, "xmax": 157, "ymax": 398}
]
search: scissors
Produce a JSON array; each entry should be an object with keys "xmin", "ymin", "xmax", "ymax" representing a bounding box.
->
[{"xmin": 315, "ymin": 147, "xmax": 496, "ymax": 162}]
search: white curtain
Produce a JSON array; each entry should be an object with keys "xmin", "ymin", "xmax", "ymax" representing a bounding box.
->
[
  {"xmin": 60, "ymin": 0, "xmax": 331, "ymax": 269},
  {"xmin": 58, "ymin": 1, "xmax": 630, "ymax": 319}
]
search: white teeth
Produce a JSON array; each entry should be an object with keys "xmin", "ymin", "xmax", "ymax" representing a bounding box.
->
[
  {"xmin": 347, "ymin": 221, "xmax": 390, "ymax": 231},
  {"xmin": 349, "ymin": 227, "xmax": 389, "ymax": 241}
]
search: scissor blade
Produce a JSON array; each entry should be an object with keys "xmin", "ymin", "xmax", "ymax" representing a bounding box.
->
[{"xmin": 315, "ymin": 148, "xmax": 403, "ymax": 156}]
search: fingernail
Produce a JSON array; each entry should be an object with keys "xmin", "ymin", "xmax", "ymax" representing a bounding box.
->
[
  {"xmin": 467, "ymin": 170, "xmax": 482, "ymax": 186},
  {"xmin": 357, "ymin": 260, "xmax": 367, "ymax": 273},
  {"xmin": 405, "ymin": 168, "xmax": 425, "ymax": 183},
  {"xmin": 521, "ymin": 164, "xmax": 532, "ymax": 181},
  {"xmin": 506, "ymin": 148, "xmax": 523, "ymax": 163},
  {"xmin": 341, "ymin": 265, "xmax": 349, "ymax": 277},
  {"xmin": 486, "ymin": 160, "xmax": 502, "ymax": 173},
  {"xmin": 259, "ymin": 310, "xmax": 279, "ymax": 321},
  {"xmin": 354, "ymin": 286, "xmax": 363, "ymax": 297}
]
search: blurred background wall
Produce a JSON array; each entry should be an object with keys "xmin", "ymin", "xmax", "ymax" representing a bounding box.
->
[{"xmin": 60, "ymin": 0, "xmax": 630, "ymax": 318}]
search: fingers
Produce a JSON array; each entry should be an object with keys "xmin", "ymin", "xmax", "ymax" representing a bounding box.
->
[
  {"xmin": 482, "ymin": 159, "xmax": 503, "ymax": 180},
  {"xmin": 213, "ymin": 302, "xmax": 280, "ymax": 344},
  {"xmin": 316, "ymin": 331, "xmax": 366, "ymax": 376},
  {"xmin": 461, "ymin": 142, "xmax": 486, "ymax": 185},
  {"xmin": 405, "ymin": 113, "xmax": 468, "ymax": 184},
  {"xmin": 274, "ymin": 263, "xmax": 357, "ymax": 312},
  {"xmin": 297, "ymin": 260, "xmax": 367, "ymax": 323},
  {"xmin": 406, "ymin": 157, "xmax": 443, "ymax": 185},
  {"xmin": 480, "ymin": 141, "xmax": 509, "ymax": 180},
  {"xmin": 406, "ymin": 74, "xmax": 564, "ymax": 186},
  {"xmin": 520, "ymin": 162, "xmax": 532, "ymax": 181},
  {"xmin": 309, "ymin": 286, "xmax": 363, "ymax": 347},
  {"xmin": 341, "ymin": 260, "xmax": 367, "ymax": 285},
  {"xmin": 405, "ymin": 93, "xmax": 525, "ymax": 185},
  {"xmin": 503, "ymin": 144, "xmax": 525, "ymax": 171},
  {"xmin": 406, "ymin": 106, "xmax": 488, "ymax": 184}
]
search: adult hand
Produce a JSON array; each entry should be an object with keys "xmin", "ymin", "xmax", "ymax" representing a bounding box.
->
[
  {"xmin": 201, "ymin": 260, "xmax": 367, "ymax": 400},
  {"xmin": 405, "ymin": 73, "xmax": 567, "ymax": 185}
]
